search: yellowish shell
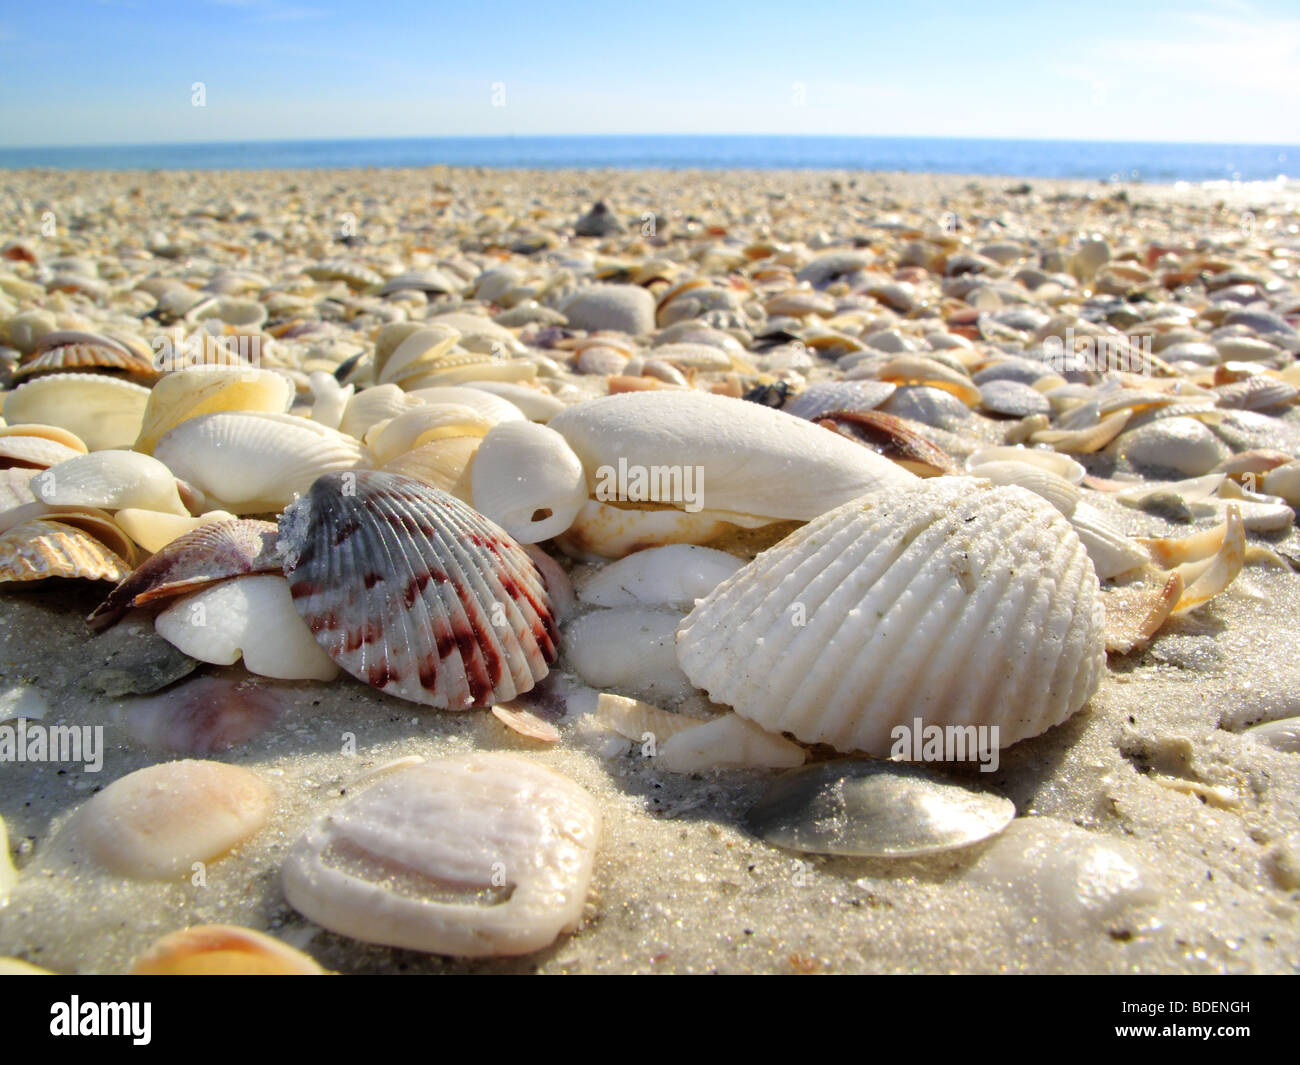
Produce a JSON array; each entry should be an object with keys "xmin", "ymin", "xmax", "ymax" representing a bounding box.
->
[
  {"xmin": 129, "ymin": 925, "xmax": 328, "ymax": 975},
  {"xmin": 134, "ymin": 366, "xmax": 295, "ymax": 454},
  {"xmin": 0, "ymin": 519, "xmax": 132, "ymax": 584}
]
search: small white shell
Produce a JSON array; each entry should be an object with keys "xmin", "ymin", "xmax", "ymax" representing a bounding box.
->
[
  {"xmin": 406, "ymin": 386, "xmax": 527, "ymax": 425},
  {"xmin": 458, "ymin": 381, "xmax": 566, "ymax": 422},
  {"xmin": 574, "ymin": 544, "xmax": 745, "ymax": 609},
  {"xmin": 1262, "ymin": 461, "xmax": 1300, "ymax": 507},
  {"xmin": 154, "ymin": 412, "xmax": 370, "ymax": 514},
  {"xmin": 676, "ymin": 478, "xmax": 1106, "ymax": 755},
  {"xmin": 966, "ymin": 461, "xmax": 1080, "ymax": 517},
  {"xmin": 1067, "ymin": 502, "xmax": 1149, "ymax": 580},
  {"xmin": 965, "ymin": 445, "xmax": 1085, "ymax": 484},
  {"xmin": 470, "ymin": 421, "xmax": 587, "ymax": 543},
  {"xmin": 1118, "ymin": 417, "xmax": 1230, "ymax": 476},
  {"xmin": 565, "ymin": 607, "xmax": 694, "ymax": 702},
  {"xmin": 33, "ymin": 450, "xmax": 187, "ymax": 516},
  {"xmin": 656, "ymin": 714, "xmax": 806, "ymax": 773},
  {"xmin": 281, "ymin": 754, "xmax": 599, "ymax": 957},
  {"xmin": 74, "ymin": 759, "xmax": 272, "ymax": 880},
  {"xmin": 155, "ymin": 575, "xmax": 340, "ymax": 681}
]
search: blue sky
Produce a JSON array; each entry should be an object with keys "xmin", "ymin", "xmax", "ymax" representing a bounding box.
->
[{"xmin": 0, "ymin": 0, "xmax": 1296, "ymax": 147}]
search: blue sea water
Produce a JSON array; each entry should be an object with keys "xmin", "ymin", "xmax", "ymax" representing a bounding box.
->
[{"xmin": 0, "ymin": 135, "xmax": 1293, "ymax": 184}]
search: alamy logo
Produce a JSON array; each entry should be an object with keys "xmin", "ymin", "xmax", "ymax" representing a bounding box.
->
[
  {"xmin": 0, "ymin": 721, "xmax": 103, "ymax": 772},
  {"xmin": 50, "ymin": 997, "xmax": 151, "ymax": 1045},
  {"xmin": 593, "ymin": 458, "xmax": 705, "ymax": 513}
]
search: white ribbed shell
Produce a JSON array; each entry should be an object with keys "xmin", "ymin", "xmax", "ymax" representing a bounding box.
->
[{"xmin": 675, "ymin": 477, "xmax": 1106, "ymax": 755}]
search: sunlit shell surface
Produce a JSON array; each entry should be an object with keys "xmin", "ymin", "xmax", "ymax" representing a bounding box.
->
[
  {"xmin": 129, "ymin": 924, "xmax": 327, "ymax": 975},
  {"xmin": 574, "ymin": 544, "xmax": 745, "ymax": 610},
  {"xmin": 3, "ymin": 374, "xmax": 151, "ymax": 451},
  {"xmin": 470, "ymin": 420, "xmax": 587, "ymax": 543},
  {"xmin": 281, "ymin": 754, "xmax": 599, "ymax": 957},
  {"xmin": 277, "ymin": 471, "xmax": 557, "ymax": 708},
  {"xmin": 676, "ymin": 478, "xmax": 1106, "ymax": 754},
  {"xmin": 745, "ymin": 760, "xmax": 1015, "ymax": 857},
  {"xmin": 0, "ymin": 519, "xmax": 132, "ymax": 584}
]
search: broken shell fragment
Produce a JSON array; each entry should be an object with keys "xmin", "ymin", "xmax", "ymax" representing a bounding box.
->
[
  {"xmin": 656, "ymin": 714, "xmax": 806, "ymax": 773},
  {"xmin": 745, "ymin": 759, "xmax": 1015, "ymax": 857},
  {"xmin": 281, "ymin": 754, "xmax": 600, "ymax": 957}
]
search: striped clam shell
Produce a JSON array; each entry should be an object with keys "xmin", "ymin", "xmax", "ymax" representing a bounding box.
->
[
  {"xmin": 14, "ymin": 330, "xmax": 161, "ymax": 384},
  {"xmin": 675, "ymin": 477, "xmax": 1106, "ymax": 755},
  {"xmin": 277, "ymin": 471, "xmax": 557, "ymax": 709}
]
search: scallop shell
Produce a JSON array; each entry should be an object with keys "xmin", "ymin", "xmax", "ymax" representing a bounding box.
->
[
  {"xmin": 14, "ymin": 329, "xmax": 160, "ymax": 384},
  {"xmin": 88, "ymin": 519, "xmax": 280, "ymax": 629},
  {"xmin": 134, "ymin": 366, "xmax": 295, "ymax": 454},
  {"xmin": 549, "ymin": 391, "xmax": 915, "ymax": 524},
  {"xmin": 470, "ymin": 421, "xmax": 587, "ymax": 543},
  {"xmin": 154, "ymin": 412, "xmax": 370, "ymax": 514},
  {"xmin": 364, "ymin": 404, "xmax": 494, "ymax": 464},
  {"xmin": 155, "ymin": 574, "xmax": 340, "ymax": 681},
  {"xmin": 277, "ymin": 471, "xmax": 557, "ymax": 708},
  {"xmin": 575, "ymin": 544, "xmax": 744, "ymax": 610},
  {"xmin": 745, "ymin": 760, "xmax": 1014, "ymax": 857},
  {"xmin": 338, "ymin": 383, "xmax": 425, "ymax": 440},
  {"xmin": 281, "ymin": 754, "xmax": 599, "ymax": 957},
  {"xmin": 74, "ymin": 759, "xmax": 272, "ymax": 880},
  {"xmin": 129, "ymin": 924, "xmax": 327, "ymax": 975},
  {"xmin": 3, "ymin": 374, "xmax": 150, "ymax": 451},
  {"xmin": 675, "ymin": 478, "xmax": 1106, "ymax": 755},
  {"xmin": 406, "ymin": 385, "xmax": 527, "ymax": 425},
  {"xmin": 112, "ymin": 507, "xmax": 239, "ymax": 554},
  {"xmin": 965, "ymin": 445, "xmax": 1085, "ymax": 484},
  {"xmin": 0, "ymin": 519, "xmax": 132, "ymax": 584},
  {"xmin": 116, "ymin": 673, "xmax": 288, "ymax": 755},
  {"xmin": 33, "ymin": 450, "xmax": 188, "ymax": 516},
  {"xmin": 966, "ymin": 461, "xmax": 1080, "ymax": 517}
]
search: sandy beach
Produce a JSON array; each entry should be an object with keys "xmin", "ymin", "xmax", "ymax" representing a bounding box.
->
[{"xmin": 0, "ymin": 166, "xmax": 1298, "ymax": 975}]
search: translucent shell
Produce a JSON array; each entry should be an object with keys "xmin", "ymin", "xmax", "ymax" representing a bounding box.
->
[
  {"xmin": 3, "ymin": 374, "xmax": 151, "ymax": 451},
  {"xmin": 277, "ymin": 471, "xmax": 558, "ymax": 709},
  {"xmin": 675, "ymin": 477, "xmax": 1106, "ymax": 755}
]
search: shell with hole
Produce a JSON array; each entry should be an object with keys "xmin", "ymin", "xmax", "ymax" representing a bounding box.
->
[
  {"xmin": 470, "ymin": 421, "xmax": 587, "ymax": 543},
  {"xmin": 276, "ymin": 471, "xmax": 557, "ymax": 708},
  {"xmin": 153, "ymin": 412, "xmax": 370, "ymax": 514},
  {"xmin": 675, "ymin": 477, "xmax": 1106, "ymax": 755}
]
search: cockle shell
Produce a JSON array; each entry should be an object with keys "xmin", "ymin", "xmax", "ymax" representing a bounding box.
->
[
  {"xmin": 14, "ymin": 329, "xmax": 159, "ymax": 384},
  {"xmin": 0, "ymin": 519, "xmax": 132, "ymax": 584},
  {"xmin": 676, "ymin": 478, "xmax": 1106, "ymax": 755},
  {"xmin": 277, "ymin": 471, "xmax": 557, "ymax": 708},
  {"xmin": 74, "ymin": 759, "xmax": 272, "ymax": 880},
  {"xmin": 33, "ymin": 450, "xmax": 188, "ymax": 516},
  {"xmin": 574, "ymin": 544, "xmax": 744, "ymax": 610},
  {"xmin": 155, "ymin": 575, "xmax": 340, "ymax": 681},
  {"xmin": 406, "ymin": 385, "xmax": 527, "ymax": 425},
  {"xmin": 129, "ymin": 924, "xmax": 327, "ymax": 975},
  {"xmin": 112, "ymin": 507, "xmax": 239, "ymax": 554},
  {"xmin": 154, "ymin": 412, "xmax": 370, "ymax": 514},
  {"xmin": 88, "ymin": 519, "xmax": 280, "ymax": 629},
  {"xmin": 281, "ymin": 754, "xmax": 599, "ymax": 957},
  {"xmin": 470, "ymin": 421, "xmax": 587, "ymax": 543},
  {"xmin": 338, "ymin": 383, "xmax": 425, "ymax": 440},
  {"xmin": 3, "ymin": 374, "xmax": 151, "ymax": 451},
  {"xmin": 549, "ymin": 391, "xmax": 915, "ymax": 524},
  {"xmin": 134, "ymin": 365, "xmax": 295, "ymax": 454},
  {"xmin": 966, "ymin": 461, "xmax": 1081, "ymax": 517}
]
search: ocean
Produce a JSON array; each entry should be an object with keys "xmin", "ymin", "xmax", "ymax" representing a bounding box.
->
[{"xmin": 0, "ymin": 135, "xmax": 1293, "ymax": 184}]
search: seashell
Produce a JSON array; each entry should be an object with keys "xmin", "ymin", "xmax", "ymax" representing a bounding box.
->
[
  {"xmin": 74, "ymin": 759, "xmax": 272, "ymax": 880},
  {"xmin": 117, "ymin": 672, "xmax": 288, "ymax": 755},
  {"xmin": 1118, "ymin": 417, "xmax": 1229, "ymax": 476},
  {"xmin": 574, "ymin": 544, "xmax": 744, "ymax": 610},
  {"xmin": 134, "ymin": 365, "xmax": 295, "ymax": 454},
  {"xmin": 281, "ymin": 754, "xmax": 599, "ymax": 957},
  {"xmin": 374, "ymin": 325, "xmax": 461, "ymax": 387},
  {"xmin": 575, "ymin": 345, "xmax": 629, "ymax": 375},
  {"xmin": 523, "ymin": 544, "xmax": 576, "ymax": 622},
  {"xmin": 782, "ymin": 380, "xmax": 896, "ymax": 421},
  {"xmin": 591, "ymin": 691, "xmax": 705, "ymax": 742},
  {"xmin": 1137, "ymin": 519, "xmax": 1231, "ymax": 568},
  {"xmin": 14, "ymin": 329, "xmax": 160, "ymax": 384},
  {"xmin": 979, "ymin": 379, "xmax": 1051, "ymax": 418},
  {"xmin": 675, "ymin": 478, "xmax": 1106, "ymax": 755},
  {"xmin": 876, "ymin": 384, "xmax": 972, "ymax": 430},
  {"xmin": 83, "ymin": 613, "xmax": 200, "ymax": 697},
  {"xmin": 1170, "ymin": 506, "xmax": 1244, "ymax": 614},
  {"xmin": 812, "ymin": 409, "xmax": 960, "ymax": 476},
  {"xmin": 277, "ymin": 471, "xmax": 557, "ymax": 708},
  {"xmin": 453, "ymin": 380, "xmax": 566, "ymax": 422},
  {"xmin": 338, "ymin": 383, "xmax": 425, "ymax": 440},
  {"xmin": 1262, "ymin": 461, "xmax": 1300, "ymax": 507},
  {"xmin": 88, "ymin": 519, "xmax": 280, "ymax": 629},
  {"xmin": 491, "ymin": 702, "xmax": 561, "ymax": 743},
  {"xmin": 1030, "ymin": 409, "xmax": 1132, "ymax": 453},
  {"xmin": 1244, "ymin": 717, "xmax": 1300, "ymax": 753},
  {"xmin": 965, "ymin": 445, "xmax": 1085, "ymax": 484},
  {"xmin": 156, "ymin": 574, "xmax": 339, "ymax": 680},
  {"xmin": 470, "ymin": 421, "xmax": 587, "ymax": 543},
  {"xmin": 0, "ymin": 432, "xmax": 87, "ymax": 470},
  {"xmin": 113, "ymin": 507, "xmax": 239, "ymax": 554},
  {"xmin": 406, "ymin": 385, "xmax": 527, "ymax": 425},
  {"xmin": 0, "ymin": 502, "xmax": 135, "ymax": 564},
  {"xmin": 377, "ymin": 269, "xmax": 464, "ymax": 298},
  {"xmin": 966, "ymin": 461, "xmax": 1080, "ymax": 517},
  {"xmin": 189, "ymin": 296, "xmax": 267, "ymax": 332},
  {"xmin": 0, "ymin": 467, "xmax": 38, "ymax": 510},
  {"xmin": 550, "ymin": 391, "xmax": 914, "ymax": 525},
  {"xmin": 0, "ymin": 813, "xmax": 16, "ymax": 902},
  {"xmin": 1102, "ymin": 570, "xmax": 1183, "ymax": 654},
  {"xmin": 155, "ymin": 412, "xmax": 369, "ymax": 514},
  {"xmin": 33, "ymin": 450, "xmax": 188, "ymax": 516},
  {"xmin": 305, "ymin": 260, "xmax": 384, "ymax": 290},
  {"xmin": 1067, "ymin": 503, "xmax": 1148, "ymax": 580},
  {"xmin": 0, "ymin": 519, "xmax": 132, "ymax": 584},
  {"xmin": 3, "ymin": 374, "xmax": 150, "ymax": 451},
  {"xmin": 656, "ymin": 713, "xmax": 806, "ymax": 773},
  {"xmin": 308, "ymin": 370, "xmax": 353, "ymax": 430},
  {"xmin": 381, "ymin": 436, "xmax": 479, "ymax": 501},
  {"xmin": 1214, "ymin": 375, "xmax": 1299, "ymax": 411},
  {"xmin": 872, "ymin": 356, "xmax": 981, "ymax": 407},
  {"xmin": 363, "ymin": 404, "xmax": 494, "ymax": 464},
  {"xmin": 745, "ymin": 760, "xmax": 1014, "ymax": 858},
  {"xmin": 129, "ymin": 924, "xmax": 327, "ymax": 975},
  {"xmin": 565, "ymin": 607, "xmax": 693, "ymax": 702}
]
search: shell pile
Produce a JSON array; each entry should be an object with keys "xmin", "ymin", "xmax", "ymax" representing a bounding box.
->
[{"xmin": 2, "ymin": 167, "xmax": 1299, "ymax": 974}]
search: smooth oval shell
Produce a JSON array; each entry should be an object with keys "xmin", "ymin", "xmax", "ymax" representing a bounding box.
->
[
  {"xmin": 1119, "ymin": 417, "xmax": 1230, "ymax": 476},
  {"xmin": 549, "ymin": 391, "xmax": 915, "ymax": 523},
  {"xmin": 575, "ymin": 544, "xmax": 744, "ymax": 610},
  {"xmin": 470, "ymin": 421, "xmax": 587, "ymax": 543},
  {"xmin": 676, "ymin": 478, "xmax": 1106, "ymax": 754},
  {"xmin": 565, "ymin": 606, "xmax": 694, "ymax": 702},
  {"xmin": 34, "ymin": 450, "xmax": 187, "ymax": 516},
  {"xmin": 129, "ymin": 924, "xmax": 326, "ymax": 975},
  {"xmin": 1245, "ymin": 717, "xmax": 1300, "ymax": 753},
  {"xmin": 746, "ymin": 760, "xmax": 1015, "ymax": 857},
  {"xmin": 3, "ymin": 374, "xmax": 150, "ymax": 451},
  {"xmin": 281, "ymin": 754, "xmax": 600, "ymax": 957},
  {"xmin": 277, "ymin": 471, "xmax": 557, "ymax": 708},
  {"xmin": 966, "ymin": 445, "xmax": 1086, "ymax": 484},
  {"xmin": 76, "ymin": 759, "xmax": 272, "ymax": 880}
]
